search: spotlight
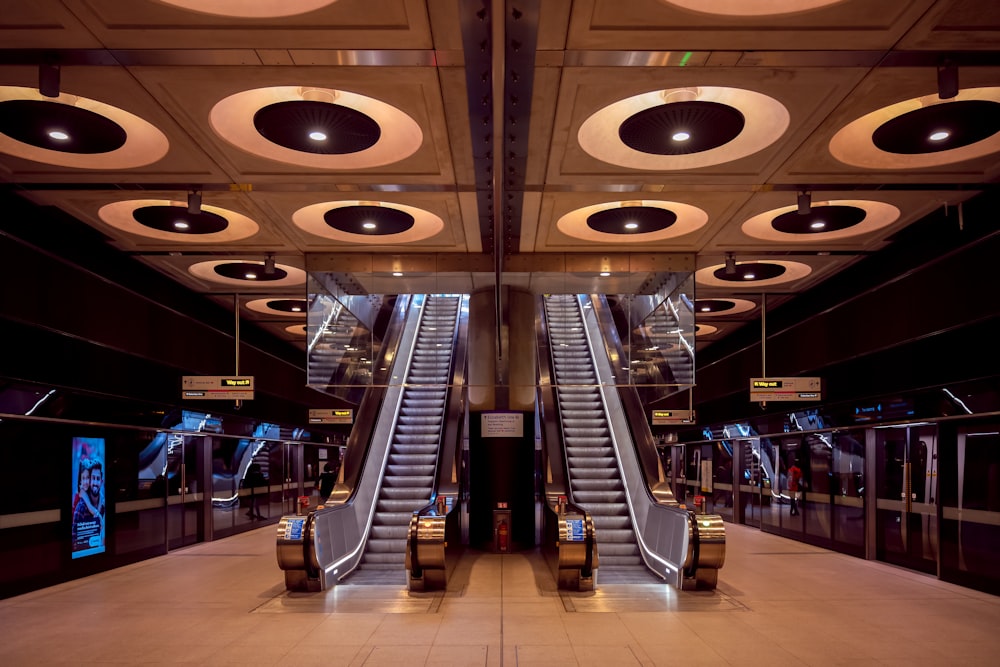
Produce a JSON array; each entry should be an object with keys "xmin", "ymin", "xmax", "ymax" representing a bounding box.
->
[
  {"xmin": 39, "ymin": 64, "xmax": 60, "ymax": 98},
  {"xmin": 187, "ymin": 190, "xmax": 202, "ymax": 215},
  {"xmin": 263, "ymin": 253, "xmax": 276, "ymax": 275},
  {"xmin": 725, "ymin": 252, "xmax": 737, "ymax": 275},
  {"xmin": 937, "ymin": 58, "xmax": 958, "ymax": 100},
  {"xmin": 797, "ymin": 190, "xmax": 811, "ymax": 216},
  {"xmin": 671, "ymin": 131, "xmax": 691, "ymax": 142}
]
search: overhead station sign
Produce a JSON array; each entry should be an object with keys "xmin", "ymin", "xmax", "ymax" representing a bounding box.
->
[
  {"xmin": 651, "ymin": 409, "xmax": 695, "ymax": 425},
  {"xmin": 182, "ymin": 375, "xmax": 254, "ymax": 400},
  {"xmin": 750, "ymin": 377, "xmax": 822, "ymax": 402},
  {"xmin": 309, "ymin": 408, "xmax": 354, "ymax": 424}
]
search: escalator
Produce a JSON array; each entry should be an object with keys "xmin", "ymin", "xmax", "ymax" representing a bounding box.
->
[
  {"xmin": 278, "ymin": 294, "xmax": 465, "ymax": 591},
  {"xmin": 347, "ymin": 295, "xmax": 461, "ymax": 584},
  {"xmin": 542, "ymin": 294, "xmax": 725, "ymax": 589},
  {"xmin": 544, "ymin": 294, "xmax": 652, "ymax": 583}
]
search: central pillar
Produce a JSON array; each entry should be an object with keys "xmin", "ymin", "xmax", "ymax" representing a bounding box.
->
[{"xmin": 467, "ymin": 286, "xmax": 537, "ymax": 551}]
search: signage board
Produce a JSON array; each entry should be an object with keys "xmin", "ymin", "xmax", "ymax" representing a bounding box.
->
[
  {"xmin": 309, "ymin": 408, "xmax": 354, "ymax": 424},
  {"xmin": 481, "ymin": 412, "xmax": 524, "ymax": 437},
  {"xmin": 750, "ymin": 377, "xmax": 822, "ymax": 402},
  {"xmin": 651, "ymin": 409, "xmax": 695, "ymax": 425},
  {"xmin": 181, "ymin": 375, "xmax": 254, "ymax": 400}
]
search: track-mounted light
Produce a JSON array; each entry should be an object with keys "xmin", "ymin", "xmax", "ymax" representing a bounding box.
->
[
  {"xmin": 725, "ymin": 252, "xmax": 737, "ymax": 275},
  {"xmin": 797, "ymin": 190, "xmax": 811, "ymax": 215},
  {"xmin": 937, "ymin": 58, "xmax": 958, "ymax": 100},
  {"xmin": 39, "ymin": 64, "xmax": 60, "ymax": 98},
  {"xmin": 187, "ymin": 190, "xmax": 202, "ymax": 215}
]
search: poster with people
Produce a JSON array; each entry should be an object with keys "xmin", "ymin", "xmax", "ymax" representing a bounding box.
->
[{"xmin": 71, "ymin": 437, "xmax": 106, "ymax": 559}]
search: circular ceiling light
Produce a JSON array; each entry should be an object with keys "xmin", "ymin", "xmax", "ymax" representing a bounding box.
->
[
  {"xmin": 0, "ymin": 100, "xmax": 127, "ymax": 153},
  {"xmin": 694, "ymin": 298, "xmax": 757, "ymax": 316},
  {"xmin": 742, "ymin": 199, "xmax": 899, "ymax": 242},
  {"xmin": 871, "ymin": 100, "xmax": 1000, "ymax": 155},
  {"xmin": 99, "ymin": 199, "xmax": 260, "ymax": 243},
  {"xmin": 210, "ymin": 86, "xmax": 422, "ymax": 169},
  {"xmin": 586, "ymin": 205, "xmax": 678, "ymax": 235},
  {"xmin": 323, "ymin": 204, "xmax": 414, "ymax": 235},
  {"xmin": 293, "ymin": 200, "xmax": 442, "ymax": 244},
  {"xmin": 189, "ymin": 260, "xmax": 306, "ymax": 287},
  {"xmin": 253, "ymin": 100, "xmax": 381, "ymax": 154},
  {"xmin": 0, "ymin": 86, "xmax": 168, "ymax": 169},
  {"xmin": 578, "ymin": 86, "xmax": 788, "ymax": 170},
  {"xmin": 696, "ymin": 259, "xmax": 812, "ymax": 288},
  {"xmin": 830, "ymin": 87, "xmax": 1000, "ymax": 169},
  {"xmin": 557, "ymin": 199, "xmax": 708, "ymax": 244},
  {"xmin": 660, "ymin": 0, "xmax": 845, "ymax": 15},
  {"xmin": 618, "ymin": 101, "xmax": 745, "ymax": 155},
  {"xmin": 155, "ymin": 0, "xmax": 338, "ymax": 18},
  {"xmin": 246, "ymin": 298, "xmax": 308, "ymax": 316}
]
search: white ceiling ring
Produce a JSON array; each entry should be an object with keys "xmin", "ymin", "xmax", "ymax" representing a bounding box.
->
[
  {"xmin": 695, "ymin": 259, "xmax": 812, "ymax": 288},
  {"xmin": 98, "ymin": 199, "xmax": 260, "ymax": 243},
  {"xmin": 556, "ymin": 199, "xmax": 709, "ymax": 243},
  {"xmin": 578, "ymin": 86, "xmax": 789, "ymax": 170},
  {"xmin": 292, "ymin": 200, "xmax": 444, "ymax": 244},
  {"xmin": 741, "ymin": 199, "xmax": 900, "ymax": 242},
  {"xmin": 245, "ymin": 298, "xmax": 307, "ymax": 317},
  {"xmin": 0, "ymin": 86, "xmax": 169, "ymax": 170},
  {"xmin": 209, "ymin": 85, "xmax": 422, "ymax": 169},
  {"xmin": 188, "ymin": 259, "xmax": 307, "ymax": 287},
  {"xmin": 661, "ymin": 0, "xmax": 846, "ymax": 16},
  {"xmin": 829, "ymin": 87, "xmax": 1000, "ymax": 170},
  {"xmin": 155, "ymin": 0, "xmax": 337, "ymax": 18},
  {"xmin": 695, "ymin": 297, "xmax": 758, "ymax": 316}
]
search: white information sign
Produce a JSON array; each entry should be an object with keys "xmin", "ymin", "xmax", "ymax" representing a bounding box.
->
[{"xmin": 481, "ymin": 412, "xmax": 524, "ymax": 437}]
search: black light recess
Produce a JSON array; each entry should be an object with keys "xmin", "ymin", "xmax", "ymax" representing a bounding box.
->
[
  {"xmin": 712, "ymin": 261, "xmax": 785, "ymax": 282},
  {"xmin": 871, "ymin": 100, "xmax": 1000, "ymax": 154},
  {"xmin": 618, "ymin": 101, "xmax": 745, "ymax": 155},
  {"xmin": 695, "ymin": 299, "xmax": 737, "ymax": 313},
  {"xmin": 323, "ymin": 205, "xmax": 414, "ymax": 235},
  {"xmin": 0, "ymin": 100, "xmax": 127, "ymax": 153},
  {"xmin": 266, "ymin": 299, "xmax": 307, "ymax": 313},
  {"xmin": 586, "ymin": 206, "xmax": 677, "ymax": 234},
  {"xmin": 132, "ymin": 205, "xmax": 229, "ymax": 234},
  {"xmin": 214, "ymin": 262, "xmax": 287, "ymax": 281},
  {"xmin": 252, "ymin": 101, "xmax": 381, "ymax": 154},
  {"xmin": 772, "ymin": 205, "xmax": 866, "ymax": 234}
]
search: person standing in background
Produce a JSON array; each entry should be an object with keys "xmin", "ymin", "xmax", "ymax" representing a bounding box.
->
[
  {"xmin": 315, "ymin": 462, "xmax": 337, "ymax": 503},
  {"xmin": 788, "ymin": 460, "xmax": 803, "ymax": 516}
]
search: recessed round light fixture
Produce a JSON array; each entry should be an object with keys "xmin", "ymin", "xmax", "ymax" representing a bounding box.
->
[
  {"xmin": 558, "ymin": 199, "xmax": 708, "ymax": 244},
  {"xmin": 308, "ymin": 130, "xmax": 327, "ymax": 141},
  {"xmin": 578, "ymin": 86, "xmax": 789, "ymax": 170},
  {"xmin": 694, "ymin": 298, "xmax": 757, "ymax": 316},
  {"xmin": 742, "ymin": 199, "xmax": 899, "ymax": 241},
  {"xmin": 189, "ymin": 260, "xmax": 306, "ymax": 287},
  {"xmin": 0, "ymin": 87, "xmax": 168, "ymax": 168},
  {"xmin": 392, "ymin": 271, "xmax": 403, "ymax": 277},
  {"xmin": 99, "ymin": 199, "xmax": 259, "ymax": 242},
  {"xmin": 830, "ymin": 87, "xmax": 1000, "ymax": 169},
  {"xmin": 600, "ymin": 271, "xmax": 611, "ymax": 277},
  {"xmin": 697, "ymin": 260, "xmax": 811, "ymax": 288},
  {"xmin": 672, "ymin": 131, "xmax": 691, "ymax": 142},
  {"xmin": 246, "ymin": 298, "xmax": 308, "ymax": 316},
  {"xmin": 210, "ymin": 86, "xmax": 421, "ymax": 169},
  {"xmin": 293, "ymin": 200, "xmax": 443, "ymax": 244}
]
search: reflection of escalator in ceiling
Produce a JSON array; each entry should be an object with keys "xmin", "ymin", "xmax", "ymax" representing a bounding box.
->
[
  {"xmin": 344, "ymin": 295, "xmax": 463, "ymax": 585},
  {"xmin": 544, "ymin": 294, "xmax": 658, "ymax": 583}
]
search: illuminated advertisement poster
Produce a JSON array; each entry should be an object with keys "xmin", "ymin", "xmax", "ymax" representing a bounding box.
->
[{"xmin": 71, "ymin": 437, "xmax": 106, "ymax": 559}]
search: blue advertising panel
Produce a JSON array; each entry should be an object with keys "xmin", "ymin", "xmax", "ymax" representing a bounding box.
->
[{"xmin": 71, "ymin": 437, "xmax": 106, "ymax": 559}]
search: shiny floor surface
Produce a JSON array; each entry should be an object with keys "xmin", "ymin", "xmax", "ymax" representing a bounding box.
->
[{"xmin": 1, "ymin": 524, "xmax": 997, "ymax": 666}]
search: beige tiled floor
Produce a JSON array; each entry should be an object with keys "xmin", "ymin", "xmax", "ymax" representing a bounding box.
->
[{"xmin": 1, "ymin": 523, "xmax": 997, "ymax": 666}]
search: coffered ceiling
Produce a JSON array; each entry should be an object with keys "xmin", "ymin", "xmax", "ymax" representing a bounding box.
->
[{"xmin": 1, "ymin": 0, "xmax": 997, "ymax": 353}]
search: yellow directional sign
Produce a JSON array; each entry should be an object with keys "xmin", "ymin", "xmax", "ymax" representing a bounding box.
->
[
  {"xmin": 181, "ymin": 375, "xmax": 254, "ymax": 400},
  {"xmin": 308, "ymin": 409, "xmax": 354, "ymax": 424},
  {"xmin": 651, "ymin": 409, "xmax": 695, "ymax": 424},
  {"xmin": 750, "ymin": 377, "xmax": 821, "ymax": 402}
]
